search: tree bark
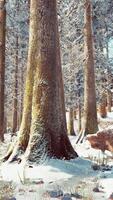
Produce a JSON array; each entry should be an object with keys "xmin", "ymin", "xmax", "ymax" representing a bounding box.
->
[
  {"xmin": 0, "ymin": 0, "xmax": 6, "ymax": 141},
  {"xmin": 19, "ymin": 64, "xmax": 24, "ymax": 125},
  {"xmin": 12, "ymin": 36, "xmax": 18, "ymax": 134},
  {"xmin": 107, "ymin": 91, "xmax": 112, "ymax": 112},
  {"xmin": 78, "ymin": 103, "xmax": 81, "ymax": 132},
  {"xmin": 100, "ymin": 92, "xmax": 107, "ymax": 118},
  {"xmin": 6, "ymin": 0, "xmax": 78, "ymax": 163},
  {"xmin": 83, "ymin": 0, "xmax": 98, "ymax": 135},
  {"xmin": 67, "ymin": 108, "xmax": 75, "ymax": 135},
  {"xmin": 24, "ymin": 0, "xmax": 77, "ymax": 162}
]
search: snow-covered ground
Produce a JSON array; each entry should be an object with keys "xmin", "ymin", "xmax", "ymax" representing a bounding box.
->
[{"xmin": 0, "ymin": 112, "xmax": 113, "ymax": 199}]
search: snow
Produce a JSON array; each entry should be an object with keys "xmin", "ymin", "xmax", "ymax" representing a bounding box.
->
[
  {"xmin": 1, "ymin": 111, "xmax": 113, "ymax": 199},
  {"xmin": 99, "ymin": 178, "xmax": 113, "ymax": 198},
  {"xmin": 1, "ymin": 139, "xmax": 113, "ymax": 200},
  {"xmin": 98, "ymin": 111, "xmax": 113, "ymax": 123},
  {"xmin": 1, "ymin": 157, "xmax": 96, "ymax": 184}
]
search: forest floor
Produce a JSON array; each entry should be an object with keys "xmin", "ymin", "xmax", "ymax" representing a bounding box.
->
[{"xmin": 0, "ymin": 112, "xmax": 113, "ymax": 200}]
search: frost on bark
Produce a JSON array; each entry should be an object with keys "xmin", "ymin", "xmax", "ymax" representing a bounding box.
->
[
  {"xmin": 0, "ymin": 0, "xmax": 6, "ymax": 141},
  {"xmin": 83, "ymin": 0, "xmax": 98, "ymax": 135},
  {"xmin": 24, "ymin": 0, "xmax": 77, "ymax": 162},
  {"xmin": 6, "ymin": 0, "xmax": 78, "ymax": 163}
]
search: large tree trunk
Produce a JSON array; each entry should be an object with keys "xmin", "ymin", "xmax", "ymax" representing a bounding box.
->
[
  {"xmin": 24, "ymin": 0, "xmax": 77, "ymax": 163},
  {"xmin": 0, "ymin": 0, "xmax": 6, "ymax": 141},
  {"xmin": 6, "ymin": 0, "xmax": 77, "ymax": 163},
  {"xmin": 67, "ymin": 108, "xmax": 75, "ymax": 135},
  {"xmin": 12, "ymin": 36, "xmax": 18, "ymax": 134},
  {"xmin": 83, "ymin": 0, "xmax": 98, "ymax": 135}
]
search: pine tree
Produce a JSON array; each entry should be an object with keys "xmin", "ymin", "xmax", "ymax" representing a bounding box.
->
[
  {"xmin": 0, "ymin": 0, "xmax": 6, "ymax": 141},
  {"xmin": 67, "ymin": 108, "xmax": 75, "ymax": 135},
  {"xmin": 12, "ymin": 36, "xmax": 18, "ymax": 134},
  {"xmin": 83, "ymin": 0, "xmax": 98, "ymax": 135},
  {"xmin": 6, "ymin": 0, "xmax": 78, "ymax": 162}
]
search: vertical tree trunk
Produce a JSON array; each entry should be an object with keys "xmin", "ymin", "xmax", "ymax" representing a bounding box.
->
[
  {"xmin": 100, "ymin": 92, "xmax": 107, "ymax": 118},
  {"xmin": 24, "ymin": 0, "xmax": 77, "ymax": 162},
  {"xmin": 78, "ymin": 103, "xmax": 81, "ymax": 132},
  {"xmin": 67, "ymin": 108, "xmax": 75, "ymax": 135},
  {"xmin": 73, "ymin": 109, "xmax": 77, "ymax": 119},
  {"xmin": 6, "ymin": 0, "xmax": 78, "ymax": 163},
  {"xmin": 19, "ymin": 64, "xmax": 24, "ymax": 125},
  {"xmin": 83, "ymin": 0, "xmax": 98, "ymax": 135},
  {"xmin": 106, "ymin": 40, "xmax": 112, "ymax": 112},
  {"xmin": 107, "ymin": 91, "xmax": 112, "ymax": 112},
  {"xmin": 0, "ymin": 0, "xmax": 6, "ymax": 141},
  {"xmin": 12, "ymin": 36, "xmax": 18, "ymax": 134}
]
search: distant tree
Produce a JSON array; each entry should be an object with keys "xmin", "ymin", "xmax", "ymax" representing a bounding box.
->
[
  {"xmin": 6, "ymin": 0, "xmax": 78, "ymax": 162},
  {"xmin": 12, "ymin": 36, "xmax": 18, "ymax": 134},
  {"xmin": 99, "ymin": 91, "xmax": 107, "ymax": 118},
  {"xmin": 0, "ymin": 0, "xmax": 6, "ymax": 141},
  {"xmin": 67, "ymin": 107, "xmax": 75, "ymax": 135},
  {"xmin": 83, "ymin": 0, "xmax": 98, "ymax": 135}
]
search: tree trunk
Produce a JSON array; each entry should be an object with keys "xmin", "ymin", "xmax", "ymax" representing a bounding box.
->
[
  {"xmin": 83, "ymin": 0, "xmax": 98, "ymax": 135},
  {"xmin": 0, "ymin": 0, "xmax": 6, "ymax": 141},
  {"xmin": 19, "ymin": 64, "xmax": 24, "ymax": 125},
  {"xmin": 78, "ymin": 103, "xmax": 81, "ymax": 132},
  {"xmin": 73, "ymin": 109, "xmax": 77, "ymax": 119},
  {"xmin": 107, "ymin": 91, "xmax": 112, "ymax": 112},
  {"xmin": 12, "ymin": 36, "xmax": 18, "ymax": 134},
  {"xmin": 6, "ymin": 0, "xmax": 78, "ymax": 163},
  {"xmin": 23, "ymin": 0, "xmax": 77, "ymax": 162},
  {"xmin": 67, "ymin": 108, "xmax": 75, "ymax": 135},
  {"xmin": 100, "ymin": 92, "xmax": 107, "ymax": 118}
]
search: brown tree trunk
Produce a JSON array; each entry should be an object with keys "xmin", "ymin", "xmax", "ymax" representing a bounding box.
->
[
  {"xmin": 0, "ymin": 0, "xmax": 6, "ymax": 141},
  {"xmin": 67, "ymin": 108, "xmax": 75, "ymax": 135},
  {"xmin": 23, "ymin": 0, "xmax": 77, "ymax": 162},
  {"xmin": 107, "ymin": 91, "xmax": 112, "ymax": 112},
  {"xmin": 6, "ymin": 0, "xmax": 77, "ymax": 163},
  {"xmin": 19, "ymin": 64, "xmax": 24, "ymax": 125},
  {"xmin": 83, "ymin": 0, "xmax": 98, "ymax": 135},
  {"xmin": 100, "ymin": 92, "xmax": 107, "ymax": 118},
  {"xmin": 12, "ymin": 36, "xmax": 18, "ymax": 134}
]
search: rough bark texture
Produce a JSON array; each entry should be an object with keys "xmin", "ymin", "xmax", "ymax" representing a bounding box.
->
[
  {"xmin": 67, "ymin": 108, "xmax": 75, "ymax": 135},
  {"xmin": 0, "ymin": 0, "xmax": 6, "ymax": 141},
  {"xmin": 100, "ymin": 92, "xmax": 107, "ymax": 118},
  {"xmin": 12, "ymin": 36, "xmax": 18, "ymax": 134},
  {"xmin": 83, "ymin": 0, "xmax": 98, "ymax": 135},
  {"xmin": 24, "ymin": 0, "xmax": 77, "ymax": 162}
]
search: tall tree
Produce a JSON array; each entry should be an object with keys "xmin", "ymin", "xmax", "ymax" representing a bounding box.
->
[
  {"xmin": 67, "ymin": 108, "xmax": 75, "ymax": 135},
  {"xmin": 12, "ymin": 36, "xmax": 18, "ymax": 134},
  {"xmin": 100, "ymin": 91, "xmax": 107, "ymax": 118},
  {"xmin": 83, "ymin": 0, "xmax": 98, "ymax": 135},
  {"xmin": 7, "ymin": 0, "xmax": 77, "ymax": 162},
  {"xmin": 0, "ymin": 0, "xmax": 6, "ymax": 141}
]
